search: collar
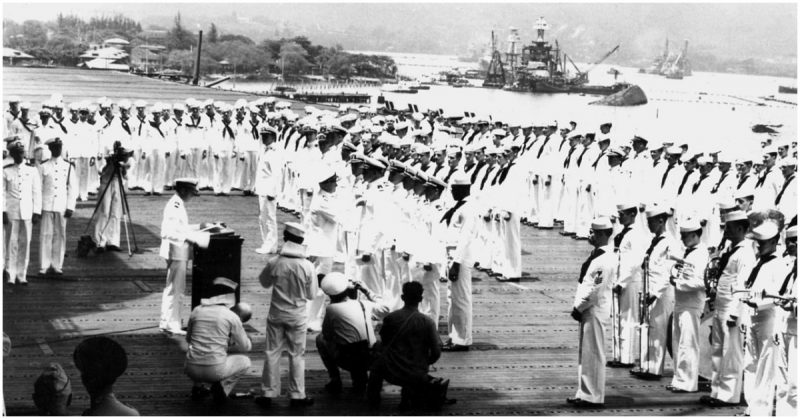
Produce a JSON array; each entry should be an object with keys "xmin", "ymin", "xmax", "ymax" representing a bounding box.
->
[
  {"xmin": 598, "ymin": 244, "xmax": 613, "ymax": 253},
  {"xmin": 280, "ymin": 241, "xmax": 307, "ymax": 258},
  {"xmin": 200, "ymin": 294, "xmax": 235, "ymax": 307}
]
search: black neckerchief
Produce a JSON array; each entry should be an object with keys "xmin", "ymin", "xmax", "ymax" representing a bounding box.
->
[
  {"xmin": 745, "ymin": 253, "xmax": 777, "ymax": 289},
  {"xmin": 432, "ymin": 163, "xmax": 445, "ymax": 177},
  {"xmin": 443, "ymin": 167, "xmax": 457, "ymax": 183},
  {"xmin": 137, "ymin": 116, "xmax": 146, "ymax": 135},
  {"xmin": 564, "ymin": 146, "xmax": 577, "ymax": 168},
  {"xmin": 661, "ymin": 163, "xmax": 676, "ymax": 188},
  {"xmin": 53, "ymin": 117, "xmax": 68, "ymax": 134},
  {"xmin": 579, "ymin": 248, "xmax": 606, "ymax": 283},
  {"xmin": 642, "ymin": 234, "xmax": 666, "ymax": 269},
  {"xmin": 756, "ymin": 169, "xmax": 771, "ymax": 188},
  {"xmin": 173, "ymin": 117, "xmax": 183, "ymax": 127},
  {"xmin": 498, "ymin": 162, "xmax": 515, "ymax": 184},
  {"xmin": 250, "ymin": 121, "xmax": 260, "ymax": 139},
  {"xmin": 441, "ymin": 199, "xmax": 467, "ymax": 226},
  {"xmin": 779, "ymin": 262, "xmax": 797, "ymax": 295},
  {"xmin": 470, "ymin": 161, "xmax": 487, "ymax": 184},
  {"xmin": 613, "ymin": 226, "xmax": 632, "ymax": 250},
  {"xmin": 536, "ymin": 135, "xmax": 552, "ymax": 158},
  {"xmin": 692, "ymin": 173, "xmax": 709, "ymax": 193},
  {"xmin": 103, "ymin": 115, "xmax": 115, "ymax": 129},
  {"xmin": 576, "ymin": 146, "xmax": 591, "ymax": 166},
  {"xmin": 149, "ymin": 121, "xmax": 164, "ymax": 137},
  {"xmin": 677, "ymin": 169, "xmax": 694, "ymax": 195},
  {"xmin": 716, "ymin": 243, "xmax": 743, "ymax": 279},
  {"xmin": 222, "ymin": 121, "xmax": 235, "ymax": 139},
  {"xmin": 775, "ymin": 175, "xmax": 795, "ymax": 205},
  {"xmin": 463, "ymin": 162, "xmax": 475, "ymax": 173},
  {"xmin": 120, "ymin": 117, "xmax": 131, "ymax": 135},
  {"xmin": 592, "ymin": 150, "xmax": 606, "ymax": 169},
  {"xmin": 19, "ymin": 118, "xmax": 33, "ymax": 133},
  {"xmin": 711, "ymin": 172, "xmax": 728, "ymax": 194},
  {"xmin": 480, "ymin": 164, "xmax": 496, "ymax": 189},
  {"xmin": 737, "ymin": 174, "xmax": 750, "ymax": 189}
]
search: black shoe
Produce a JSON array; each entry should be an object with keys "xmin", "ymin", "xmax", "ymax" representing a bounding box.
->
[
  {"xmin": 666, "ymin": 384, "xmax": 697, "ymax": 393},
  {"xmin": 105, "ymin": 245, "xmax": 122, "ymax": 252},
  {"xmin": 633, "ymin": 372, "xmax": 662, "ymax": 381},
  {"xmin": 153, "ymin": 192, "xmax": 162, "ymax": 196},
  {"xmin": 496, "ymin": 276, "xmax": 520, "ymax": 282},
  {"xmin": 210, "ymin": 382, "xmax": 227, "ymax": 404},
  {"xmin": 94, "ymin": 246, "xmax": 106, "ymax": 254},
  {"xmin": 567, "ymin": 396, "xmax": 580, "ymax": 404},
  {"xmin": 698, "ymin": 381, "xmax": 712, "ymax": 392},
  {"xmin": 441, "ymin": 343, "xmax": 469, "ymax": 352},
  {"xmin": 573, "ymin": 399, "xmax": 604, "ymax": 409},
  {"xmin": 191, "ymin": 385, "xmax": 211, "ymax": 401},
  {"xmin": 144, "ymin": 192, "xmax": 152, "ymax": 196},
  {"xmin": 325, "ymin": 379, "xmax": 343, "ymax": 395},
  {"xmin": 704, "ymin": 397, "xmax": 740, "ymax": 407},
  {"xmin": 606, "ymin": 360, "xmax": 635, "ymax": 368},
  {"xmin": 289, "ymin": 397, "xmax": 314, "ymax": 407},
  {"xmin": 254, "ymin": 396, "xmax": 272, "ymax": 408}
]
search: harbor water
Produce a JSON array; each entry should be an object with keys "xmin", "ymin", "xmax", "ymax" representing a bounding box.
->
[{"xmin": 215, "ymin": 51, "xmax": 797, "ymax": 152}]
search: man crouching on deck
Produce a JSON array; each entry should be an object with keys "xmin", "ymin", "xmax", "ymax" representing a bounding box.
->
[{"xmin": 568, "ymin": 216, "xmax": 616, "ymax": 408}]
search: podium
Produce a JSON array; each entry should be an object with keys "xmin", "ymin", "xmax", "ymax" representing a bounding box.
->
[{"xmin": 191, "ymin": 230, "xmax": 244, "ymax": 309}]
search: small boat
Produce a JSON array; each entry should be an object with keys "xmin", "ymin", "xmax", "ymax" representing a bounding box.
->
[
  {"xmin": 449, "ymin": 78, "xmax": 469, "ymax": 88},
  {"xmin": 381, "ymin": 83, "xmax": 418, "ymax": 94},
  {"xmin": 779, "ymin": 86, "xmax": 797, "ymax": 94}
]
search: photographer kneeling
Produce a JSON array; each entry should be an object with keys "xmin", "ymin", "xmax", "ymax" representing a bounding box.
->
[
  {"xmin": 316, "ymin": 272, "xmax": 389, "ymax": 395},
  {"xmin": 185, "ymin": 277, "xmax": 252, "ymax": 404}
]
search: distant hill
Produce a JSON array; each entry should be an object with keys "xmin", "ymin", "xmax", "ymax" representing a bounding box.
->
[{"xmin": 5, "ymin": 3, "xmax": 797, "ymax": 76}]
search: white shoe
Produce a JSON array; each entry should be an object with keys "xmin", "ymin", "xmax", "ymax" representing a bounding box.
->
[
  {"xmin": 255, "ymin": 247, "xmax": 270, "ymax": 254},
  {"xmin": 167, "ymin": 328, "xmax": 186, "ymax": 336}
]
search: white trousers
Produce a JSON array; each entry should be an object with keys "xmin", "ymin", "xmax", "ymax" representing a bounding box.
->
[
  {"xmin": 164, "ymin": 151, "xmax": 179, "ymax": 188},
  {"xmin": 93, "ymin": 179, "xmax": 122, "ymax": 248},
  {"xmin": 670, "ymin": 308, "xmax": 702, "ymax": 391},
  {"xmin": 160, "ymin": 259, "xmax": 187, "ymax": 330},
  {"xmin": 263, "ymin": 316, "xmax": 307, "ymax": 399},
  {"xmin": 186, "ymin": 355, "xmax": 251, "ymax": 395},
  {"xmin": 575, "ymin": 185, "xmax": 593, "ymax": 238},
  {"xmin": 616, "ymin": 282, "xmax": 640, "ymax": 365},
  {"xmin": 536, "ymin": 180, "xmax": 555, "ymax": 228},
  {"xmin": 575, "ymin": 313, "xmax": 606, "ymax": 404},
  {"xmin": 744, "ymin": 315, "xmax": 779, "ymax": 416},
  {"xmin": 562, "ymin": 183, "xmax": 579, "ymax": 234},
  {"xmin": 357, "ymin": 251, "xmax": 385, "ymax": 299},
  {"xmin": 258, "ymin": 196, "xmax": 278, "ymax": 252},
  {"xmin": 212, "ymin": 152, "xmax": 234, "ymax": 194},
  {"xmin": 306, "ymin": 257, "xmax": 333, "ymax": 331},
  {"xmin": 143, "ymin": 151, "xmax": 166, "ymax": 194},
  {"xmin": 4, "ymin": 219, "xmax": 32, "ymax": 282},
  {"xmin": 417, "ymin": 265, "xmax": 442, "ymax": 325},
  {"xmin": 641, "ymin": 294, "xmax": 673, "ymax": 375},
  {"xmin": 236, "ymin": 151, "xmax": 258, "ymax": 192},
  {"xmin": 39, "ymin": 211, "xmax": 67, "ymax": 272},
  {"xmin": 128, "ymin": 150, "xmax": 143, "ymax": 188},
  {"xmin": 75, "ymin": 157, "xmax": 90, "ymax": 200},
  {"xmin": 709, "ymin": 314, "xmax": 744, "ymax": 403},
  {"xmin": 448, "ymin": 262, "xmax": 473, "ymax": 346},
  {"xmin": 383, "ymin": 250, "xmax": 406, "ymax": 310},
  {"xmin": 776, "ymin": 331, "xmax": 797, "ymax": 416},
  {"xmin": 528, "ymin": 178, "xmax": 540, "ymax": 223}
]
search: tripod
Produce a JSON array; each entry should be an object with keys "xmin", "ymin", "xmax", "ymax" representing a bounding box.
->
[{"xmin": 84, "ymin": 158, "xmax": 140, "ymax": 256}]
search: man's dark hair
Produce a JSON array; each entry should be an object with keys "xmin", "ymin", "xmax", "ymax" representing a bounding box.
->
[
  {"xmin": 401, "ymin": 281, "xmax": 424, "ymax": 305},
  {"xmin": 73, "ymin": 337, "xmax": 127, "ymax": 392},
  {"xmin": 284, "ymin": 231, "xmax": 304, "ymax": 245},
  {"xmin": 728, "ymin": 219, "xmax": 750, "ymax": 232}
]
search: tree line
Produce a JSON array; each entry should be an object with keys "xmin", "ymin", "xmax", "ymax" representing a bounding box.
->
[{"xmin": 3, "ymin": 13, "xmax": 398, "ymax": 80}]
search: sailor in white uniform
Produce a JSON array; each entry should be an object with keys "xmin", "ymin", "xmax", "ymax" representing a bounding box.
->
[
  {"xmin": 37, "ymin": 137, "xmax": 77, "ymax": 276},
  {"xmin": 3, "ymin": 139, "xmax": 42, "ymax": 285}
]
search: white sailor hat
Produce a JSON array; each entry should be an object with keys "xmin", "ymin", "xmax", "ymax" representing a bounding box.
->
[
  {"xmin": 787, "ymin": 225, "xmax": 797, "ymax": 239},
  {"xmin": 591, "ymin": 217, "xmax": 613, "ymax": 231},
  {"xmin": 412, "ymin": 112, "xmax": 424, "ymax": 121},
  {"xmin": 213, "ymin": 277, "xmax": 238, "ymax": 290},
  {"xmin": 413, "ymin": 143, "xmax": 431, "ymax": 155},
  {"xmin": 724, "ymin": 210, "xmax": 748, "ymax": 223},
  {"xmin": 151, "ymin": 103, "xmax": 163, "ymax": 113},
  {"xmin": 780, "ymin": 157, "xmax": 797, "ymax": 167},
  {"xmin": 339, "ymin": 113, "xmax": 358, "ymax": 123},
  {"xmin": 202, "ymin": 99, "xmax": 214, "ymax": 108},
  {"xmin": 133, "ymin": 99, "xmax": 147, "ymax": 108},
  {"xmin": 264, "ymin": 97, "xmax": 276, "ymax": 104},
  {"xmin": 716, "ymin": 152, "xmax": 733, "ymax": 164},
  {"xmin": 607, "ymin": 147, "xmax": 626, "ymax": 158},
  {"xmin": 234, "ymin": 99, "xmax": 247, "ymax": 109},
  {"xmin": 245, "ymin": 104, "xmax": 258, "ymax": 114},
  {"xmin": 394, "ymin": 120, "xmax": 409, "ymax": 130},
  {"xmin": 49, "ymin": 93, "xmax": 63, "ymax": 104},
  {"xmin": 358, "ymin": 106, "xmax": 370, "ymax": 113},
  {"xmin": 763, "ymin": 145, "xmax": 779, "ymax": 156},
  {"xmin": 44, "ymin": 137, "xmax": 62, "ymax": 145},
  {"xmin": 749, "ymin": 220, "xmax": 780, "ymax": 241},
  {"xmin": 172, "ymin": 103, "xmax": 185, "ymax": 111},
  {"xmin": 320, "ymin": 272, "xmax": 348, "ymax": 296},
  {"xmin": 174, "ymin": 177, "xmax": 199, "ymax": 189},
  {"xmin": 5, "ymin": 136, "xmax": 24, "ymax": 151},
  {"xmin": 338, "ymin": 104, "xmax": 349, "ymax": 113},
  {"xmin": 735, "ymin": 187, "xmax": 755, "ymax": 200},
  {"xmin": 98, "ymin": 97, "xmax": 111, "ymax": 107},
  {"xmin": 284, "ymin": 222, "xmax": 306, "ymax": 238},
  {"xmin": 87, "ymin": 104, "xmax": 98, "ymax": 113},
  {"xmin": 616, "ymin": 201, "xmax": 638, "ymax": 212},
  {"xmin": 432, "ymin": 142, "xmax": 447, "ymax": 153},
  {"xmin": 50, "ymin": 100, "xmax": 64, "ymax": 109},
  {"xmin": 679, "ymin": 218, "xmax": 703, "ymax": 233},
  {"xmin": 38, "ymin": 107, "xmax": 51, "ymax": 115},
  {"xmin": 19, "ymin": 102, "xmax": 31, "ymax": 110},
  {"xmin": 397, "ymin": 135, "xmax": 412, "ymax": 147},
  {"xmin": 316, "ymin": 167, "xmax": 338, "ymax": 184},
  {"xmin": 259, "ymin": 125, "xmax": 278, "ymax": 136},
  {"xmin": 645, "ymin": 204, "xmax": 669, "ymax": 218},
  {"xmin": 486, "ymin": 146, "xmax": 503, "ymax": 155},
  {"xmin": 118, "ymin": 99, "xmax": 131, "ymax": 109},
  {"xmin": 450, "ymin": 171, "xmax": 471, "ymax": 186},
  {"xmin": 492, "ymin": 128, "xmax": 507, "ymax": 137},
  {"xmin": 666, "ymin": 145, "xmax": 683, "ymax": 155},
  {"xmin": 7, "ymin": 96, "xmax": 21, "ymax": 103},
  {"xmin": 275, "ymin": 101, "xmax": 292, "ymax": 109},
  {"xmin": 735, "ymin": 155, "xmax": 753, "ymax": 165},
  {"xmin": 718, "ymin": 200, "xmax": 738, "ymax": 212}
]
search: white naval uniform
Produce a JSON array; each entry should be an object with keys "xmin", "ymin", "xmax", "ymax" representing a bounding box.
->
[
  {"xmin": 304, "ymin": 189, "xmax": 342, "ymax": 330},
  {"xmin": 640, "ymin": 232, "xmax": 677, "ymax": 376},
  {"xmin": 709, "ymin": 239, "xmax": 755, "ymax": 403},
  {"xmin": 255, "ymin": 143, "xmax": 283, "ymax": 253},
  {"xmin": 753, "ymin": 167, "xmax": 783, "ymax": 211},
  {"xmin": 183, "ymin": 114, "xmax": 207, "ymax": 182},
  {"xmin": 129, "ymin": 116, "xmax": 149, "ymax": 189},
  {"xmin": 416, "ymin": 198, "xmax": 447, "ymax": 324},
  {"xmin": 444, "ymin": 196, "xmax": 479, "ymax": 346},
  {"xmin": 573, "ymin": 244, "xmax": 615, "ymax": 404},
  {"xmin": 161, "ymin": 116, "xmax": 181, "ymax": 189},
  {"xmin": 775, "ymin": 174, "xmax": 796, "ymax": 221},
  {"xmin": 613, "ymin": 223, "xmax": 648, "ymax": 365},
  {"xmin": 775, "ymin": 259, "xmax": 796, "ymax": 416},
  {"xmin": 212, "ymin": 121, "xmax": 237, "ymax": 194},
  {"xmin": 142, "ymin": 121, "xmax": 168, "ymax": 194},
  {"xmin": 159, "ymin": 194, "xmax": 195, "ymax": 331},
  {"xmin": 534, "ymin": 135, "xmax": 558, "ymax": 228},
  {"xmin": 235, "ymin": 119, "xmax": 261, "ymax": 193},
  {"xmin": 38, "ymin": 158, "xmax": 77, "ymax": 273},
  {"xmin": 574, "ymin": 144, "xmax": 600, "ymax": 238},
  {"xmin": 561, "ymin": 144, "xmax": 583, "ymax": 234},
  {"xmin": 741, "ymin": 252, "xmax": 788, "ymax": 416},
  {"xmin": 670, "ymin": 246, "xmax": 708, "ymax": 392},
  {"xmin": 3, "ymin": 162, "xmax": 42, "ymax": 283}
]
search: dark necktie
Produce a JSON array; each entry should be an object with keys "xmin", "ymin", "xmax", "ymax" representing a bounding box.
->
[
  {"xmin": 642, "ymin": 235, "xmax": 666, "ymax": 269},
  {"xmin": 491, "ymin": 164, "xmax": 505, "ymax": 186},
  {"xmin": 120, "ymin": 118, "xmax": 131, "ymax": 135},
  {"xmin": 103, "ymin": 116, "xmax": 114, "ymax": 129},
  {"xmin": 19, "ymin": 119, "xmax": 33, "ymax": 133},
  {"xmin": 149, "ymin": 122, "xmax": 164, "ymax": 138},
  {"xmin": 661, "ymin": 164, "xmax": 675, "ymax": 188},
  {"xmin": 613, "ymin": 227, "xmax": 631, "ymax": 250},
  {"xmin": 737, "ymin": 174, "xmax": 750, "ymax": 189},
  {"xmin": 592, "ymin": 151, "xmax": 606, "ymax": 169},
  {"xmin": 137, "ymin": 117, "xmax": 146, "ymax": 136},
  {"xmin": 684, "ymin": 246, "xmax": 697, "ymax": 258},
  {"xmin": 775, "ymin": 175, "xmax": 794, "ymax": 205},
  {"xmin": 441, "ymin": 199, "xmax": 468, "ymax": 226},
  {"xmin": 463, "ymin": 162, "xmax": 475, "ymax": 173},
  {"xmin": 745, "ymin": 254, "xmax": 777, "ymax": 289},
  {"xmin": 716, "ymin": 245, "xmax": 739, "ymax": 280},
  {"xmin": 536, "ymin": 136, "xmax": 552, "ymax": 158},
  {"xmin": 480, "ymin": 166, "xmax": 495, "ymax": 189},
  {"xmin": 53, "ymin": 117, "xmax": 67, "ymax": 134},
  {"xmin": 564, "ymin": 146, "xmax": 577, "ymax": 168},
  {"xmin": 282, "ymin": 125, "xmax": 292, "ymax": 148},
  {"xmin": 578, "ymin": 248, "xmax": 606, "ymax": 283},
  {"xmin": 692, "ymin": 174, "xmax": 709, "ymax": 193},
  {"xmin": 250, "ymin": 121, "xmax": 260, "ymax": 139},
  {"xmin": 711, "ymin": 172, "xmax": 728, "ymax": 194},
  {"xmin": 558, "ymin": 139, "xmax": 567, "ymax": 152},
  {"xmin": 222, "ymin": 123, "xmax": 235, "ymax": 139},
  {"xmin": 443, "ymin": 167, "xmax": 456, "ymax": 183},
  {"xmin": 677, "ymin": 169, "xmax": 694, "ymax": 195},
  {"xmin": 779, "ymin": 263, "xmax": 797, "ymax": 295},
  {"xmin": 498, "ymin": 162, "xmax": 515, "ymax": 184},
  {"xmin": 756, "ymin": 169, "xmax": 771, "ymax": 188},
  {"xmin": 173, "ymin": 118, "xmax": 182, "ymax": 127},
  {"xmin": 653, "ymin": 160, "xmax": 660, "ymax": 168},
  {"xmin": 576, "ymin": 147, "xmax": 590, "ymax": 166},
  {"xmin": 432, "ymin": 163, "xmax": 445, "ymax": 177},
  {"xmin": 470, "ymin": 161, "xmax": 486, "ymax": 184}
]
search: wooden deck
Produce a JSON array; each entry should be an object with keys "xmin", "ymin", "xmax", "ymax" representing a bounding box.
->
[{"xmin": 2, "ymin": 191, "xmax": 744, "ymax": 416}]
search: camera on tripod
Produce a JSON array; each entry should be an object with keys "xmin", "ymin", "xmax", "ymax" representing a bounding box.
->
[{"xmin": 110, "ymin": 141, "xmax": 134, "ymax": 165}]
